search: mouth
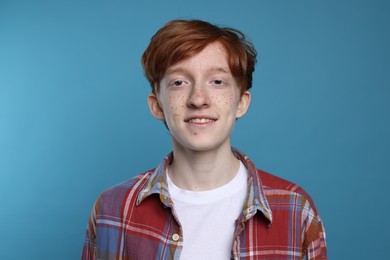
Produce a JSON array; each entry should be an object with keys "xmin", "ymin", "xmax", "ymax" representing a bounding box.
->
[{"xmin": 185, "ymin": 117, "xmax": 217, "ymax": 124}]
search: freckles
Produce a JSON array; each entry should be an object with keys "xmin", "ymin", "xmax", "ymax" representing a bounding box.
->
[
  {"xmin": 228, "ymin": 96, "xmax": 233, "ymax": 106},
  {"xmin": 180, "ymin": 95, "xmax": 185, "ymax": 107},
  {"xmin": 177, "ymin": 95, "xmax": 186, "ymax": 107},
  {"xmin": 214, "ymin": 94, "xmax": 234, "ymax": 106},
  {"xmin": 168, "ymin": 95, "xmax": 186, "ymax": 112}
]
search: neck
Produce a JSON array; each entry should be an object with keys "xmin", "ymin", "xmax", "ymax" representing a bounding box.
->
[{"xmin": 169, "ymin": 143, "xmax": 240, "ymax": 191}]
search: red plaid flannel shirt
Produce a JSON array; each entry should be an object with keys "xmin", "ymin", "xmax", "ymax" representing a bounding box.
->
[{"xmin": 82, "ymin": 148, "xmax": 327, "ymax": 259}]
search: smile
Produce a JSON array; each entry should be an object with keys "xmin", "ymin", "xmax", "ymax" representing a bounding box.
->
[{"xmin": 186, "ymin": 117, "xmax": 217, "ymax": 123}]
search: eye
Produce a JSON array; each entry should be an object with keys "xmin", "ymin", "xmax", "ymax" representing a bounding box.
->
[
  {"xmin": 174, "ymin": 80, "xmax": 183, "ymax": 86},
  {"xmin": 213, "ymin": 80, "xmax": 223, "ymax": 85},
  {"xmin": 168, "ymin": 80, "xmax": 185, "ymax": 87}
]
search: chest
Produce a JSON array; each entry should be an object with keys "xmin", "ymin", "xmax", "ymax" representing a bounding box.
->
[{"xmin": 98, "ymin": 197, "xmax": 305, "ymax": 260}]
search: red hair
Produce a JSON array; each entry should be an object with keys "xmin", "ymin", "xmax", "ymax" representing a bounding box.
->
[{"xmin": 141, "ymin": 19, "xmax": 257, "ymax": 95}]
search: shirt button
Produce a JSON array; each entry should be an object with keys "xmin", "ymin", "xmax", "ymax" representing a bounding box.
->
[{"xmin": 172, "ymin": 233, "xmax": 180, "ymax": 241}]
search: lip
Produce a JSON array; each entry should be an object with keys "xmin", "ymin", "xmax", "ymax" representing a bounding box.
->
[{"xmin": 184, "ymin": 115, "xmax": 218, "ymax": 124}]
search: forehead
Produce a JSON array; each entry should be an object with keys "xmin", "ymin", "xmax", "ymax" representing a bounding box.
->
[{"xmin": 165, "ymin": 42, "xmax": 230, "ymax": 74}]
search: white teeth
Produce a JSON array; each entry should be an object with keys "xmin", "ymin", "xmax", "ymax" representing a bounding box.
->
[{"xmin": 189, "ymin": 118, "xmax": 213, "ymax": 123}]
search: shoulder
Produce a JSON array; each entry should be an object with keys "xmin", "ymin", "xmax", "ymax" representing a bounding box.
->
[
  {"xmin": 258, "ymin": 169, "xmax": 319, "ymax": 213},
  {"xmin": 256, "ymin": 169, "xmax": 327, "ymax": 257},
  {"xmin": 95, "ymin": 169, "xmax": 155, "ymax": 214}
]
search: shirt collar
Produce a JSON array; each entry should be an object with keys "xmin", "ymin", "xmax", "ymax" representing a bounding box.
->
[
  {"xmin": 136, "ymin": 148, "xmax": 272, "ymax": 223},
  {"xmin": 232, "ymin": 147, "xmax": 272, "ymax": 223}
]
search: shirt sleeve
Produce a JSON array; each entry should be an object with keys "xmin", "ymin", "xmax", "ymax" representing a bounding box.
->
[
  {"xmin": 81, "ymin": 198, "xmax": 100, "ymax": 260},
  {"xmin": 303, "ymin": 207, "xmax": 327, "ymax": 259}
]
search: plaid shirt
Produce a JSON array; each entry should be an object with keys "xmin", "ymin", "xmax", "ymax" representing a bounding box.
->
[{"xmin": 82, "ymin": 148, "xmax": 327, "ymax": 259}]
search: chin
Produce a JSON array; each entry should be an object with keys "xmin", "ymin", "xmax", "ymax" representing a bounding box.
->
[{"xmin": 175, "ymin": 138, "xmax": 229, "ymax": 153}]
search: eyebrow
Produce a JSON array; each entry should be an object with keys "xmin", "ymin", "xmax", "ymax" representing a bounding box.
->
[
  {"xmin": 165, "ymin": 66, "xmax": 231, "ymax": 76},
  {"xmin": 208, "ymin": 67, "xmax": 230, "ymax": 74}
]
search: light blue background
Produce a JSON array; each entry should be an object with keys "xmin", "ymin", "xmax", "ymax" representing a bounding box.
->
[{"xmin": 1, "ymin": 0, "xmax": 389, "ymax": 259}]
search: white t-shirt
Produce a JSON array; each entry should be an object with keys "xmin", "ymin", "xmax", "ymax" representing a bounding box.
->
[{"xmin": 167, "ymin": 161, "xmax": 248, "ymax": 259}]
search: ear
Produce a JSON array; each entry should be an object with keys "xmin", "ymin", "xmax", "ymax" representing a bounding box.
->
[
  {"xmin": 236, "ymin": 91, "xmax": 251, "ymax": 119},
  {"xmin": 147, "ymin": 93, "xmax": 165, "ymax": 120}
]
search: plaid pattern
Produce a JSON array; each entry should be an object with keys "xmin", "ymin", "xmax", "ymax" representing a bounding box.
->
[{"xmin": 82, "ymin": 148, "xmax": 327, "ymax": 259}]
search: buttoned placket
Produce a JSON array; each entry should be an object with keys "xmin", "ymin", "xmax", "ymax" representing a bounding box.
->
[{"xmin": 164, "ymin": 196, "xmax": 184, "ymax": 260}]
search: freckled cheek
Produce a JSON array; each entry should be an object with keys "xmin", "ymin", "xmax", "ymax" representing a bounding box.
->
[
  {"xmin": 167, "ymin": 95, "xmax": 186, "ymax": 118},
  {"xmin": 212, "ymin": 94, "xmax": 236, "ymax": 107}
]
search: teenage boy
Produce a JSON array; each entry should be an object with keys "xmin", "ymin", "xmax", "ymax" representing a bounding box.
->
[{"xmin": 82, "ymin": 19, "xmax": 327, "ymax": 260}]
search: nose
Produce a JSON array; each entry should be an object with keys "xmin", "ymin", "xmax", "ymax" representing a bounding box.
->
[{"xmin": 186, "ymin": 83, "xmax": 210, "ymax": 108}]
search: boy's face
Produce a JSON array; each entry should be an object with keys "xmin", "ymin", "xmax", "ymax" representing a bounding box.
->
[{"xmin": 148, "ymin": 42, "xmax": 251, "ymax": 153}]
